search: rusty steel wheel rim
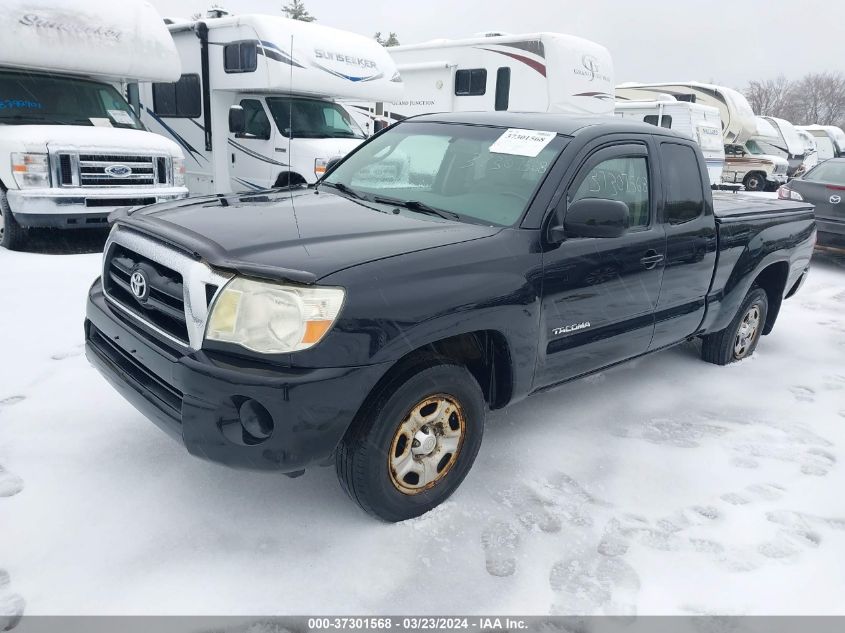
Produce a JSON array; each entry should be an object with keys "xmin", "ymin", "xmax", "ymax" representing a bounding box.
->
[
  {"xmin": 734, "ymin": 304, "xmax": 761, "ymax": 359},
  {"xmin": 388, "ymin": 394, "xmax": 466, "ymax": 495}
]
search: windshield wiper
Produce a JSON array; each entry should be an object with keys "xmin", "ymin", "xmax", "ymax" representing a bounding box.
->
[
  {"xmin": 372, "ymin": 196, "xmax": 461, "ymax": 221},
  {"xmin": 319, "ymin": 181, "xmax": 364, "ymax": 199}
]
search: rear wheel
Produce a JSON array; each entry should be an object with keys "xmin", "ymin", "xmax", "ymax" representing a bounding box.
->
[
  {"xmin": 701, "ymin": 286, "xmax": 768, "ymax": 365},
  {"xmin": 335, "ymin": 361, "xmax": 485, "ymax": 522},
  {"xmin": 743, "ymin": 172, "xmax": 766, "ymax": 192},
  {"xmin": 0, "ymin": 191, "xmax": 26, "ymax": 251}
]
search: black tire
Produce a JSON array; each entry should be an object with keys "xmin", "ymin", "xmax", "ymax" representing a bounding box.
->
[
  {"xmin": 743, "ymin": 172, "xmax": 766, "ymax": 192},
  {"xmin": 336, "ymin": 360, "xmax": 486, "ymax": 522},
  {"xmin": 701, "ymin": 286, "xmax": 768, "ymax": 365},
  {"xmin": 0, "ymin": 191, "xmax": 26, "ymax": 251}
]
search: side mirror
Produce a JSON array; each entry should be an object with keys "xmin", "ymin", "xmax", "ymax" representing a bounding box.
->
[
  {"xmin": 228, "ymin": 105, "xmax": 245, "ymax": 135},
  {"xmin": 550, "ymin": 198, "xmax": 630, "ymax": 241},
  {"xmin": 373, "ymin": 119, "xmax": 389, "ymax": 134}
]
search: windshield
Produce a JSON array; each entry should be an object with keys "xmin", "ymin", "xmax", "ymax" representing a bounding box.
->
[
  {"xmin": 266, "ymin": 97, "xmax": 364, "ymax": 139},
  {"xmin": 803, "ymin": 160, "xmax": 845, "ymax": 184},
  {"xmin": 746, "ymin": 139, "xmax": 787, "ymax": 157},
  {"xmin": 0, "ymin": 70, "xmax": 143, "ymax": 129},
  {"xmin": 323, "ymin": 121, "xmax": 566, "ymax": 226}
]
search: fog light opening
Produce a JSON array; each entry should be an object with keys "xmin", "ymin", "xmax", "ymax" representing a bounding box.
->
[{"xmin": 238, "ymin": 399, "xmax": 274, "ymax": 444}]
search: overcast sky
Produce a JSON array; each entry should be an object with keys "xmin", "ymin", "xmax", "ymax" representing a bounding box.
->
[{"xmin": 148, "ymin": 0, "xmax": 844, "ymax": 89}]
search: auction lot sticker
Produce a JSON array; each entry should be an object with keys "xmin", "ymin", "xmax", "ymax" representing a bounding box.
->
[{"xmin": 489, "ymin": 128, "xmax": 556, "ymax": 157}]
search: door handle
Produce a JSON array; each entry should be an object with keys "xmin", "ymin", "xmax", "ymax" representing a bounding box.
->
[{"xmin": 640, "ymin": 249, "xmax": 664, "ymax": 270}]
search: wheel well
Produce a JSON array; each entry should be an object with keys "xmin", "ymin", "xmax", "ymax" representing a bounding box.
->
[
  {"xmin": 371, "ymin": 331, "xmax": 513, "ymax": 411},
  {"xmin": 273, "ymin": 171, "xmax": 306, "ymax": 188},
  {"xmin": 753, "ymin": 262, "xmax": 789, "ymax": 335}
]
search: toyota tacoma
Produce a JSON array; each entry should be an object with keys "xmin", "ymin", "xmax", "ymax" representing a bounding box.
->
[{"xmin": 85, "ymin": 112, "xmax": 816, "ymax": 521}]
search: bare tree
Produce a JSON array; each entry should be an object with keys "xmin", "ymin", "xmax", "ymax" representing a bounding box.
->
[
  {"xmin": 374, "ymin": 32, "xmax": 401, "ymax": 47},
  {"xmin": 282, "ymin": 0, "xmax": 316, "ymax": 22},
  {"xmin": 791, "ymin": 72, "xmax": 845, "ymax": 126},
  {"xmin": 745, "ymin": 76, "xmax": 793, "ymax": 118}
]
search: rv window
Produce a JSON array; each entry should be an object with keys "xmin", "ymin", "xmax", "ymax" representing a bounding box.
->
[
  {"xmin": 455, "ymin": 69, "xmax": 487, "ymax": 96},
  {"xmin": 152, "ymin": 74, "xmax": 201, "ymax": 118},
  {"xmin": 644, "ymin": 115, "xmax": 672, "ymax": 129},
  {"xmin": 266, "ymin": 97, "xmax": 365, "ymax": 139},
  {"xmin": 661, "ymin": 143, "xmax": 705, "ymax": 225},
  {"xmin": 495, "ymin": 67, "xmax": 510, "ymax": 111},
  {"xmin": 238, "ymin": 99, "xmax": 271, "ymax": 140},
  {"xmin": 224, "ymin": 42, "xmax": 258, "ymax": 73}
]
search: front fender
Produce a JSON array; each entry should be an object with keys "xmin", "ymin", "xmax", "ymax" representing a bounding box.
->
[{"xmin": 300, "ymin": 229, "xmax": 544, "ymax": 401}]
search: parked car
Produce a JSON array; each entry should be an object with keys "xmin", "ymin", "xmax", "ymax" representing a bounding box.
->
[
  {"xmin": 0, "ymin": 0, "xmax": 189, "ymax": 250},
  {"xmin": 85, "ymin": 113, "xmax": 816, "ymax": 521},
  {"xmin": 779, "ymin": 158, "xmax": 845, "ymax": 247}
]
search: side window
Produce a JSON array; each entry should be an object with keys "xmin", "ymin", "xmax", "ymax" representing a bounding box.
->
[
  {"xmin": 238, "ymin": 99, "xmax": 271, "ymax": 139},
  {"xmin": 643, "ymin": 114, "xmax": 672, "ymax": 129},
  {"xmin": 662, "ymin": 143, "xmax": 705, "ymax": 225},
  {"xmin": 224, "ymin": 42, "xmax": 258, "ymax": 73},
  {"xmin": 495, "ymin": 67, "xmax": 510, "ymax": 111},
  {"xmin": 455, "ymin": 68, "xmax": 486, "ymax": 96},
  {"xmin": 571, "ymin": 156, "xmax": 650, "ymax": 228},
  {"xmin": 152, "ymin": 74, "xmax": 201, "ymax": 117}
]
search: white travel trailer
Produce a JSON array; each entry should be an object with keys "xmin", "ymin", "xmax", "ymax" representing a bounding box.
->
[
  {"xmin": 139, "ymin": 14, "xmax": 403, "ymax": 193},
  {"xmin": 349, "ymin": 32, "xmax": 614, "ymax": 127},
  {"xmin": 0, "ymin": 0, "xmax": 189, "ymax": 250},
  {"xmin": 617, "ymin": 82, "xmax": 788, "ymax": 190},
  {"xmin": 795, "ymin": 128, "xmax": 820, "ymax": 172},
  {"xmin": 797, "ymin": 125, "xmax": 845, "ymax": 162},
  {"xmin": 614, "ymin": 97, "xmax": 725, "ymax": 186}
]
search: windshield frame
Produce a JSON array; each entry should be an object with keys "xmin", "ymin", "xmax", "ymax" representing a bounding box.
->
[
  {"xmin": 265, "ymin": 96, "xmax": 365, "ymax": 140},
  {"xmin": 0, "ymin": 70, "xmax": 144, "ymax": 130},
  {"xmin": 321, "ymin": 120, "xmax": 569, "ymax": 228}
]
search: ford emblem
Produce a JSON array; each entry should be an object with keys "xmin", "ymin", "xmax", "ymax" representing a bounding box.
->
[{"xmin": 105, "ymin": 164, "xmax": 132, "ymax": 178}]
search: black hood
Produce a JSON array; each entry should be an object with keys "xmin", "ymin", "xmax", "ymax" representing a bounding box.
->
[{"xmin": 117, "ymin": 189, "xmax": 501, "ymax": 283}]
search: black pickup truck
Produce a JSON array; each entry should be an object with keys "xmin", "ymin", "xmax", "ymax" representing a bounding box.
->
[{"xmin": 85, "ymin": 112, "xmax": 816, "ymax": 521}]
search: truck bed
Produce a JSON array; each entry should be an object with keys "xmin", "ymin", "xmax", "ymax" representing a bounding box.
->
[{"xmin": 712, "ymin": 192, "xmax": 814, "ymax": 221}]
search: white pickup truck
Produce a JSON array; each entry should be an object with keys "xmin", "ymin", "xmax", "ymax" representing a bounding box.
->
[{"xmin": 0, "ymin": 0, "xmax": 190, "ymax": 250}]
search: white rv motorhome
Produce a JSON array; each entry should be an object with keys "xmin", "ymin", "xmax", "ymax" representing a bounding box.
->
[
  {"xmin": 349, "ymin": 32, "xmax": 614, "ymax": 127},
  {"xmin": 761, "ymin": 116, "xmax": 815, "ymax": 177},
  {"xmin": 139, "ymin": 14, "xmax": 403, "ymax": 194},
  {"xmin": 797, "ymin": 125, "xmax": 845, "ymax": 162},
  {"xmin": 614, "ymin": 96, "xmax": 725, "ymax": 186},
  {"xmin": 0, "ymin": 0, "xmax": 189, "ymax": 250},
  {"xmin": 795, "ymin": 128, "xmax": 820, "ymax": 172},
  {"xmin": 617, "ymin": 82, "xmax": 788, "ymax": 190}
]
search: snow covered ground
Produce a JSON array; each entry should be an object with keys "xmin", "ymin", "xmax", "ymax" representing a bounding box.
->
[{"xmin": 0, "ymin": 229, "xmax": 844, "ymax": 620}]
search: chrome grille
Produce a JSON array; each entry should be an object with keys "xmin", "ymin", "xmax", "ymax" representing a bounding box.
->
[
  {"xmin": 52, "ymin": 152, "xmax": 171, "ymax": 188},
  {"xmin": 102, "ymin": 228, "xmax": 232, "ymax": 350}
]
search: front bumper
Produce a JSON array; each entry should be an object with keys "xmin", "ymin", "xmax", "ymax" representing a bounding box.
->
[
  {"xmin": 85, "ymin": 281, "xmax": 389, "ymax": 473},
  {"xmin": 7, "ymin": 187, "xmax": 188, "ymax": 228}
]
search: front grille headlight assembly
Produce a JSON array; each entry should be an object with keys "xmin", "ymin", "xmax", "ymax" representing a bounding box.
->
[
  {"xmin": 11, "ymin": 152, "xmax": 50, "ymax": 188},
  {"xmin": 205, "ymin": 277, "xmax": 345, "ymax": 353},
  {"xmin": 172, "ymin": 156, "xmax": 186, "ymax": 187}
]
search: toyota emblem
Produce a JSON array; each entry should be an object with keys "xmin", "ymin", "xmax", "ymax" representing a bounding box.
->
[
  {"xmin": 830, "ymin": 194, "xmax": 841, "ymax": 204},
  {"xmin": 130, "ymin": 269, "xmax": 148, "ymax": 301}
]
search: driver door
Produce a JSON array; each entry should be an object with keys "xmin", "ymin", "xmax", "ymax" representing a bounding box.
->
[
  {"xmin": 535, "ymin": 141, "xmax": 666, "ymax": 388},
  {"xmin": 229, "ymin": 98, "xmax": 277, "ymax": 191}
]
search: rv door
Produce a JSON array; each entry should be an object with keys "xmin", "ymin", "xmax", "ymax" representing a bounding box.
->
[{"xmin": 228, "ymin": 97, "xmax": 277, "ymax": 191}]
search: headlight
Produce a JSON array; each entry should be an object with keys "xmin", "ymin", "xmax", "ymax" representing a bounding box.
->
[
  {"xmin": 777, "ymin": 185, "xmax": 804, "ymax": 201},
  {"xmin": 205, "ymin": 277, "xmax": 345, "ymax": 353},
  {"xmin": 172, "ymin": 156, "xmax": 185, "ymax": 187},
  {"xmin": 11, "ymin": 152, "xmax": 50, "ymax": 189},
  {"xmin": 314, "ymin": 157, "xmax": 330, "ymax": 178}
]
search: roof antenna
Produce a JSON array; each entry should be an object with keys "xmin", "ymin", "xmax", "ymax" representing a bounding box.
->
[{"xmin": 288, "ymin": 33, "xmax": 304, "ymax": 242}]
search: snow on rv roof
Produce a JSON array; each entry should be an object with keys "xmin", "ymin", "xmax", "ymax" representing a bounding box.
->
[
  {"xmin": 0, "ymin": 0, "xmax": 180, "ymax": 83},
  {"xmin": 172, "ymin": 14, "xmax": 403, "ymax": 102}
]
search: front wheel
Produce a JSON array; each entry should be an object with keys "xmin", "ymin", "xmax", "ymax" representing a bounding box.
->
[
  {"xmin": 743, "ymin": 172, "xmax": 766, "ymax": 192},
  {"xmin": 701, "ymin": 286, "xmax": 768, "ymax": 365},
  {"xmin": 0, "ymin": 191, "xmax": 27, "ymax": 251},
  {"xmin": 335, "ymin": 361, "xmax": 485, "ymax": 522}
]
